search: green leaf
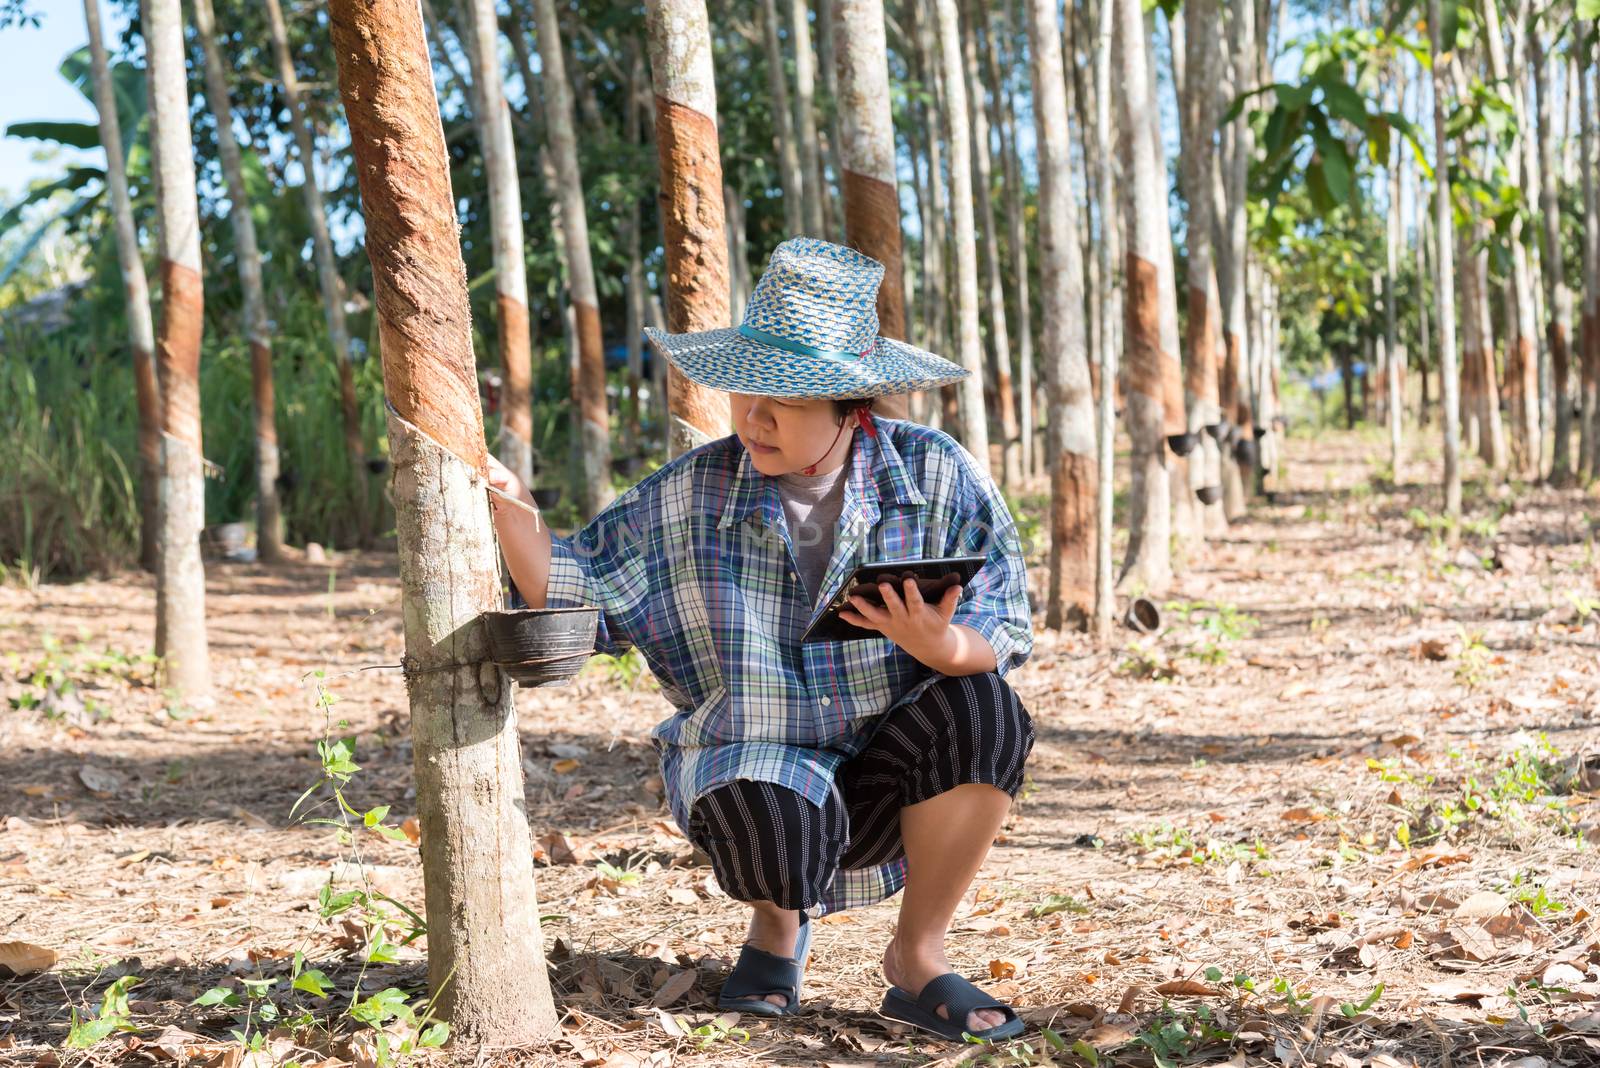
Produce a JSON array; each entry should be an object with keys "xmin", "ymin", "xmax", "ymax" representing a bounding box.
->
[
  {"xmin": 5, "ymin": 120, "xmax": 99, "ymax": 149},
  {"xmin": 362, "ymin": 804, "xmax": 390, "ymax": 828},
  {"xmin": 419, "ymin": 1022, "xmax": 450, "ymax": 1048},
  {"xmin": 1320, "ymin": 80, "xmax": 1370, "ymax": 130},
  {"xmin": 292, "ymin": 969, "xmax": 332, "ymax": 997},
  {"xmin": 67, "ymin": 1013, "xmax": 120, "ymax": 1048},
  {"xmin": 194, "ymin": 987, "xmax": 241, "ymax": 1008},
  {"xmin": 1578, "ymin": 0, "xmax": 1599, "ymax": 19},
  {"xmin": 1312, "ymin": 127, "xmax": 1354, "ymax": 205}
]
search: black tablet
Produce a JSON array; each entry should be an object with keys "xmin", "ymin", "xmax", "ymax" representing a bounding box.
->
[{"xmin": 801, "ymin": 555, "xmax": 987, "ymax": 643}]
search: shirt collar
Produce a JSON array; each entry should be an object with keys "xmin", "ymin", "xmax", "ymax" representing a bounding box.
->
[{"xmin": 716, "ymin": 420, "xmax": 925, "ymax": 532}]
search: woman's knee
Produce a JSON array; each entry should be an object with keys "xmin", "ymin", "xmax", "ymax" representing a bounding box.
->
[
  {"xmin": 687, "ymin": 780, "xmax": 844, "ymax": 911},
  {"xmin": 914, "ymin": 672, "xmax": 1035, "ymax": 796}
]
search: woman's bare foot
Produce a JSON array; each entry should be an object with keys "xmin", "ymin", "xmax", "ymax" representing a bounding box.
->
[
  {"xmin": 730, "ymin": 903, "xmax": 802, "ymax": 1011},
  {"xmin": 883, "ymin": 934, "xmax": 1006, "ymax": 1033}
]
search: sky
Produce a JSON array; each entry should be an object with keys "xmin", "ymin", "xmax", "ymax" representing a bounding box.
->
[{"xmin": 0, "ymin": 3, "xmax": 130, "ymax": 204}]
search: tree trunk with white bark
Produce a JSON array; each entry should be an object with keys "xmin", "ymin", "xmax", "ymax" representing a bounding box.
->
[
  {"xmin": 85, "ymin": 0, "xmax": 161, "ymax": 572},
  {"xmin": 646, "ymin": 0, "xmax": 735, "ymax": 454},
  {"xmin": 326, "ymin": 0, "xmax": 560, "ymax": 1041},
  {"xmin": 144, "ymin": 0, "xmax": 209, "ymax": 698}
]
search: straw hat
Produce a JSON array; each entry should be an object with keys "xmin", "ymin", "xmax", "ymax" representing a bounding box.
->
[{"xmin": 644, "ymin": 237, "xmax": 969, "ymax": 399}]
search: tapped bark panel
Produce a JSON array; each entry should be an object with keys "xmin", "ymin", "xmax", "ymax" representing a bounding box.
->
[
  {"xmin": 1123, "ymin": 253, "xmax": 1163, "ymax": 403},
  {"xmin": 497, "ymin": 292, "xmax": 534, "ymax": 443},
  {"xmin": 329, "ymin": 0, "xmax": 484, "ymax": 472},
  {"xmin": 156, "ymin": 259, "xmax": 205, "ymax": 452},
  {"xmin": 653, "ymin": 97, "xmax": 730, "ymax": 335},
  {"xmin": 842, "ymin": 169, "xmax": 905, "ymax": 342}
]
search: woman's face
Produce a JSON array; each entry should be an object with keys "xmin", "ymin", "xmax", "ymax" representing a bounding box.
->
[{"xmin": 731, "ymin": 393, "xmax": 851, "ymax": 476}]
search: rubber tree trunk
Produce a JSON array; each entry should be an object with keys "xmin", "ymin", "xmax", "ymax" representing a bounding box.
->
[
  {"xmin": 144, "ymin": 0, "xmax": 209, "ymax": 699},
  {"xmin": 85, "ymin": 0, "xmax": 161, "ymax": 573},
  {"xmin": 789, "ymin": 0, "xmax": 827, "ymax": 235},
  {"xmin": 1481, "ymin": 0, "xmax": 1540, "ymax": 477},
  {"xmin": 934, "ymin": 0, "xmax": 991, "ymax": 471},
  {"xmin": 326, "ymin": 0, "xmax": 558, "ymax": 1042},
  {"xmin": 1430, "ymin": 0, "xmax": 1462, "ymax": 518},
  {"xmin": 816, "ymin": 0, "xmax": 847, "ymax": 240},
  {"xmin": 1145, "ymin": 8, "xmax": 1195, "ymax": 565},
  {"xmin": 264, "ymin": 0, "xmax": 370, "ymax": 542},
  {"xmin": 1534, "ymin": 24, "xmax": 1572, "ymax": 482},
  {"xmin": 1579, "ymin": 42, "xmax": 1599, "ymax": 482},
  {"xmin": 1113, "ymin": 0, "xmax": 1171, "ymax": 595},
  {"xmin": 623, "ymin": 48, "xmax": 648, "ymax": 453},
  {"xmin": 910, "ymin": 0, "xmax": 949, "ymax": 364},
  {"xmin": 1026, "ymin": 0, "xmax": 1094, "ymax": 630},
  {"xmin": 834, "ymin": 0, "xmax": 910, "ymax": 420},
  {"xmin": 991, "ymin": 0, "xmax": 1034, "ymax": 478},
  {"xmin": 1178, "ymin": 0, "xmax": 1225, "ymax": 535},
  {"xmin": 960, "ymin": 0, "xmax": 1020, "ymax": 486},
  {"xmin": 193, "ymin": 0, "xmax": 284, "ymax": 563},
  {"xmin": 1384, "ymin": 88, "xmax": 1405, "ymax": 479},
  {"xmin": 1091, "ymin": 0, "xmax": 1117, "ymax": 639},
  {"xmin": 1472, "ymin": 240, "xmax": 1508, "ymax": 468},
  {"xmin": 459, "ymin": 0, "xmax": 535, "ymax": 493},
  {"xmin": 760, "ymin": 0, "xmax": 806, "ymax": 235},
  {"xmin": 532, "ymin": 0, "xmax": 614, "ymax": 519},
  {"xmin": 1581, "ymin": 49, "xmax": 1597, "ymax": 482},
  {"xmin": 645, "ymin": 0, "xmax": 734, "ymax": 455},
  {"xmin": 1217, "ymin": 0, "xmax": 1256, "ymax": 521}
]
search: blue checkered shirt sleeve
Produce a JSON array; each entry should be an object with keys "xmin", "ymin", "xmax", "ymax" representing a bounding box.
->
[{"xmin": 942, "ymin": 444, "xmax": 1033, "ymax": 675}]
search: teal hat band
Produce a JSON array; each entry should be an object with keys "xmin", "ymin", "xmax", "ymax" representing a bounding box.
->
[{"xmin": 738, "ymin": 323, "xmax": 873, "ymax": 362}]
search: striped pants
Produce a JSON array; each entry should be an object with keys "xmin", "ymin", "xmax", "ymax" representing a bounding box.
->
[{"xmin": 686, "ymin": 672, "xmax": 1034, "ymax": 912}]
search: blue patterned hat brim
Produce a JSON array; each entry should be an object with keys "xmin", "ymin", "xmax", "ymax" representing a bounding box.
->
[{"xmin": 644, "ymin": 326, "xmax": 970, "ymax": 399}]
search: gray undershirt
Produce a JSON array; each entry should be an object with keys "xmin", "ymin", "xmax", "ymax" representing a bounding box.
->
[{"xmin": 776, "ymin": 461, "xmax": 850, "ymax": 604}]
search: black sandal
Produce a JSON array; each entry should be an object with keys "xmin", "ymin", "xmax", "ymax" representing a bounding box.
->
[
  {"xmin": 716, "ymin": 914, "xmax": 812, "ymax": 1017},
  {"xmin": 880, "ymin": 972, "xmax": 1025, "ymax": 1041}
]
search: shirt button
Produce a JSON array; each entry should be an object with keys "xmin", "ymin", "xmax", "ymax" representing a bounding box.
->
[
  {"xmin": 789, "ymin": 570, "xmax": 798, "ymax": 581},
  {"xmin": 819, "ymin": 695, "xmax": 832, "ymax": 707}
]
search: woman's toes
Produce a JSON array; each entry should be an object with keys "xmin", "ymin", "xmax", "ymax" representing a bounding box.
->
[{"xmin": 969, "ymin": 1008, "xmax": 1005, "ymax": 1032}]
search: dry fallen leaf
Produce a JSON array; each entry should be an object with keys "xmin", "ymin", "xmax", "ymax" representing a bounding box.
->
[
  {"xmin": 988, "ymin": 957, "xmax": 1027, "ymax": 980},
  {"xmin": 0, "ymin": 940, "xmax": 58, "ymax": 977},
  {"xmin": 1280, "ymin": 806, "xmax": 1324, "ymax": 822},
  {"xmin": 1154, "ymin": 979, "xmax": 1220, "ymax": 997},
  {"xmin": 78, "ymin": 764, "xmax": 126, "ymax": 797},
  {"xmin": 665, "ymin": 886, "xmax": 699, "ymax": 906},
  {"xmin": 651, "ymin": 968, "xmax": 697, "ymax": 1008},
  {"xmin": 552, "ymin": 758, "xmax": 581, "ymax": 775}
]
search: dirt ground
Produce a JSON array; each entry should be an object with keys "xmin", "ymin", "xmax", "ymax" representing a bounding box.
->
[{"xmin": 4, "ymin": 428, "xmax": 1600, "ymax": 1068}]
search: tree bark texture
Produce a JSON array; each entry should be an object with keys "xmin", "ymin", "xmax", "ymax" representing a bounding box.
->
[
  {"xmin": 1114, "ymin": 0, "xmax": 1171, "ymax": 595},
  {"xmin": 460, "ymin": 0, "xmax": 535, "ymax": 493},
  {"xmin": 789, "ymin": 0, "xmax": 827, "ymax": 236},
  {"xmin": 326, "ymin": 0, "xmax": 560, "ymax": 1042},
  {"xmin": 1533, "ymin": 24, "xmax": 1571, "ymax": 481},
  {"xmin": 144, "ymin": 0, "xmax": 210, "ymax": 699},
  {"xmin": 992, "ymin": 1, "xmax": 1035, "ymax": 479},
  {"xmin": 1027, "ymin": 0, "xmax": 1095, "ymax": 630},
  {"xmin": 85, "ymin": 0, "xmax": 162, "ymax": 572},
  {"xmin": 760, "ymin": 0, "xmax": 806, "ymax": 235},
  {"xmin": 193, "ymin": 0, "xmax": 284, "ymax": 563},
  {"xmin": 1091, "ymin": 0, "xmax": 1117, "ymax": 639},
  {"xmin": 960, "ymin": 0, "xmax": 1020, "ymax": 486},
  {"xmin": 1430, "ymin": 0, "xmax": 1462, "ymax": 517},
  {"xmin": 532, "ymin": 0, "xmax": 614, "ymax": 518},
  {"xmin": 933, "ymin": 0, "xmax": 991, "ymax": 471},
  {"xmin": 264, "ymin": 0, "xmax": 370, "ymax": 537},
  {"xmin": 834, "ymin": 0, "xmax": 909, "ymax": 420},
  {"xmin": 646, "ymin": 0, "xmax": 735, "ymax": 455}
]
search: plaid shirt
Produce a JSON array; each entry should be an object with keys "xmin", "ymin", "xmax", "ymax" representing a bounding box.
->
[{"xmin": 532, "ymin": 418, "xmax": 1032, "ymax": 914}]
